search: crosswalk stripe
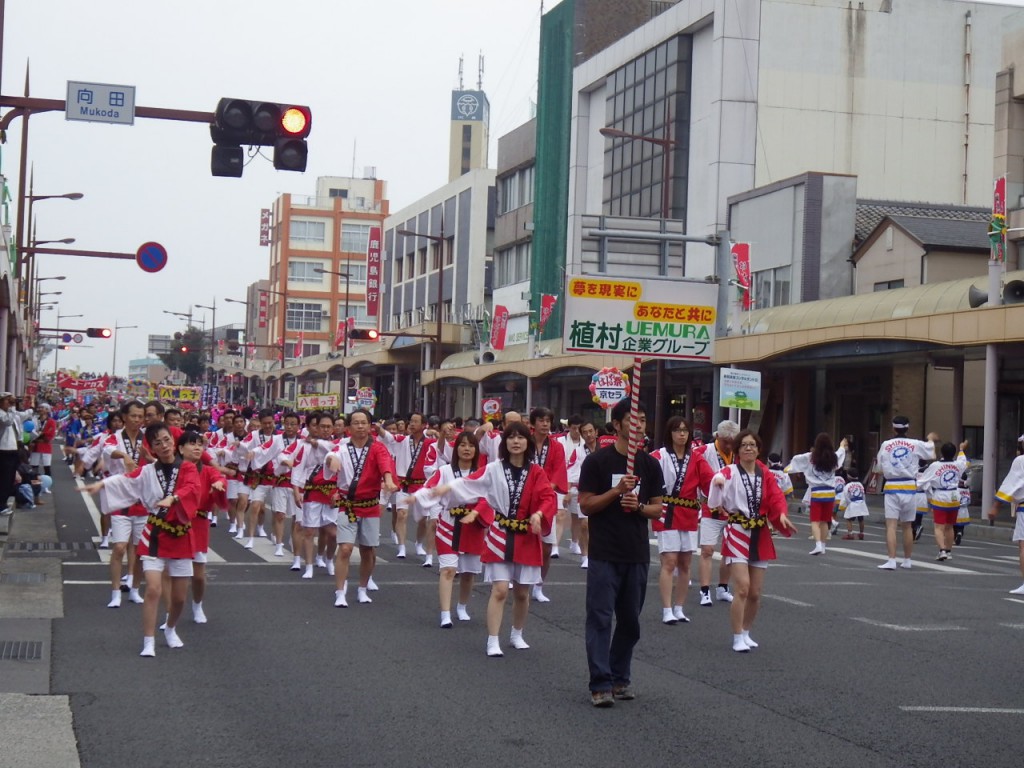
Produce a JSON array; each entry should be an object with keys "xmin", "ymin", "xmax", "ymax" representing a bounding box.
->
[{"xmin": 823, "ymin": 546, "xmax": 981, "ymax": 574}]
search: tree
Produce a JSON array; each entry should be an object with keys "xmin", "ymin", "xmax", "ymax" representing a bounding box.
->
[{"xmin": 158, "ymin": 326, "xmax": 207, "ymax": 384}]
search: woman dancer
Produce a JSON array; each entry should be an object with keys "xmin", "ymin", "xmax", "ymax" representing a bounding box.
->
[
  {"xmin": 179, "ymin": 430, "xmax": 227, "ymax": 623},
  {"xmin": 786, "ymin": 434, "xmax": 847, "ymax": 555}
]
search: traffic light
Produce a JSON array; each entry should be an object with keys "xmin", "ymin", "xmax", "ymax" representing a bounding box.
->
[
  {"xmin": 211, "ymin": 98, "xmax": 312, "ymax": 177},
  {"xmin": 180, "ymin": 345, "xmax": 189, "ymax": 353},
  {"xmin": 86, "ymin": 328, "xmax": 112, "ymax": 339},
  {"xmin": 348, "ymin": 329, "xmax": 379, "ymax": 341},
  {"xmin": 173, "ymin": 332, "xmax": 183, "ymax": 340}
]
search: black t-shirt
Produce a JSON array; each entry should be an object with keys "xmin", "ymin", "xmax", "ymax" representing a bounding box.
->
[{"xmin": 578, "ymin": 444, "xmax": 665, "ymax": 563}]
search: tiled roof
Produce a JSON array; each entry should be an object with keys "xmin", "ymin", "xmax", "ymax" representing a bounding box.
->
[
  {"xmin": 855, "ymin": 200, "xmax": 989, "ymax": 244},
  {"xmin": 885, "ymin": 215, "xmax": 991, "ymax": 251}
]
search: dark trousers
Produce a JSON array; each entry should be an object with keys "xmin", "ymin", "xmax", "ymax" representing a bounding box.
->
[
  {"xmin": 0, "ymin": 450, "xmax": 20, "ymax": 507},
  {"xmin": 585, "ymin": 558, "xmax": 649, "ymax": 692}
]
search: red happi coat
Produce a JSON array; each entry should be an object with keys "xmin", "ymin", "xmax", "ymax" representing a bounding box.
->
[
  {"xmin": 706, "ymin": 461, "xmax": 791, "ymax": 562},
  {"xmin": 325, "ymin": 439, "xmax": 396, "ymax": 518},
  {"xmin": 438, "ymin": 461, "xmax": 557, "ymax": 567},
  {"xmin": 99, "ymin": 459, "xmax": 203, "ymax": 560},
  {"xmin": 532, "ymin": 435, "xmax": 569, "ymax": 495},
  {"xmin": 421, "ymin": 459, "xmax": 492, "ymax": 557},
  {"xmin": 650, "ymin": 448, "xmax": 702, "ymax": 532},
  {"xmin": 192, "ymin": 464, "xmax": 228, "ymax": 554}
]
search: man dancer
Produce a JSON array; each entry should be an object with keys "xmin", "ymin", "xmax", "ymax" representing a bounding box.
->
[
  {"xmin": 694, "ymin": 420, "xmax": 740, "ymax": 606},
  {"xmin": 530, "ymin": 406, "xmax": 568, "ymax": 603},
  {"xmin": 288, "ymin": 411, "xmax": 337, "ymax": 575},
  {"xmin": 101, "ymin": 401, "xmax": 147, "ymax": 607},
  {"xmin": 243, "ymin": 409, "xmax": 279, "ymax": 550},
  {"xmin": 325, "ymin": 409, "xmax": 397, "ymax": 605},
  {"xmin": 251, "ymin": 411, "xmax": 302, "ymax": 557},
  {"xmin": 875, "ymin": 416, "xmax": 937, "ymax": 570},
  {"xmin": 378, "ymin": 412, "xmax": 436, "ymax": 559},
  {"xmin": 224, "ymin": 413, "xmax": 253, "ymax": 536}
]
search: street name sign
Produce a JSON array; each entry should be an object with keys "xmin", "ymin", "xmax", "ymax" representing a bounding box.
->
[{"xmin": 66, "ymin": 80, "xmax": 136, "ymax": 125}]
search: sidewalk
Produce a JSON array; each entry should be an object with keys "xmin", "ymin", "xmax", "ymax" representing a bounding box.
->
[{"xmin": 0, "ymin": 486, "xmax": 82, "ymax": 768}]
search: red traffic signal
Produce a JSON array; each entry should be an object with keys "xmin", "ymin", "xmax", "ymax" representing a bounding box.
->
[
  {"xmin": 348, "ymin": 328, "xmax": 379, "ymax": 341},
  {"xmin": 180, "ymin": 345, "xmax": 189, "ymax": 353},
  {"xmin": 211, "ymin": 98, "xmax": 312, "ymax": 177},
  {"xmin": 86, "ymin": 327, "xmax": 112, "ymax": 339}
]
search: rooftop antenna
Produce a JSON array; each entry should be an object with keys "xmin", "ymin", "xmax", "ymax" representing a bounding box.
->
[
  {"xmin": 351, "ymin": 138, "xmax": 356, "ymax": 178},
  {"xmin": 478, "ymin": 51, "xmax": 485, "ymax": 90},
  {"xmin": 458, "ymin": 54, "xmax": 464, "ymax": 90}
]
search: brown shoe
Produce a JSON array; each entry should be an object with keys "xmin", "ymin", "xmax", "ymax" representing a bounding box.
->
[
  {"xmin": 590, "ymin": 691, "xmax": 614, "ymax": 708},
  {"xmin": 612, "ymin": 684, "xmax": 636, "ymax": 700}
]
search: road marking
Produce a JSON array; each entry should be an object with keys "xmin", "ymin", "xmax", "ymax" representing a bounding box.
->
[
  {"xmin": 762, "ymin": 595, "xmax": 813, "ymax": 607},
  {"xmin": 824, "ymin": 547, "xmax": 981, "ymax": 574},
  {"xmin": 899, "ymin": 706, "xmax": 1024, "ymax": 715},
  {"xmin": 1005, "ymin": 598, "xmax": 1024, "ymax": 606},
  {"xmin": 76, "ymin": 478, "xmax": 103, "ymax": 533},
  {"xmin": 795, "ymin": 581, "xmax": 871, "ymax": 586},
  {"xmin": 999, "ymin": 622, "xmax": 1024, "ymax": 629},
  {"xmin": 852, "ymin": 618, "xmax": 966, "ymax": 632}
]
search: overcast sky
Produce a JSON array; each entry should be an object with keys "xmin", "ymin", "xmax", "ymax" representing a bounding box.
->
[{"xmin": 2, "ymin": 0, "xmax": 548, "ymax": 376}]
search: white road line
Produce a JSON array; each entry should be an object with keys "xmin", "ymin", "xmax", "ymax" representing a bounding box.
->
[
  {"xmin": 824, "ymin": 547, "xmax": 981, "ymax": 574},
  {"xmin": 899, "ymin": 706, "xmax": 1024, "ymax": 714},
  {"xmin": 852, "ymin": 617, "xmax": 967, "ymax": 632},
  {"xmin": 762, "ymin": 595, "xmax": 814, "ymax": 608},
  {"xmin": 76, "ymin": 477, "xmax": 103, "ymax": 534},
  {"xmin": 999, "ymin": 622, "xmax": 1024, "ymax": 629},
  {"xmin": 1004, "ymin": 598, "xmax": 1024, "ymax": 606}
]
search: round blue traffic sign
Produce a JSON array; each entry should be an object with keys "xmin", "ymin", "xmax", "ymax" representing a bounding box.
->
[
  {"xmin": 61, "ymin": 333, "xmax": 72, "ymax": 343},
  {"xmin": 136, "ymin": 241, "xmax": 168, "ymax": 273}
]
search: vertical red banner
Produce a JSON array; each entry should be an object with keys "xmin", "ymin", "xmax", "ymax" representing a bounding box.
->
[
  {"xmin": 538, "ymin": 294, "xmax": 558, "ymax": 332},
  {"xmin": 489, "ymin": 305, "xmax": 509, "ymax": 351},
  {"xmin": 365, "ymin": 225, "xmax": 382, "ymax": 318},
  {"xmin": 731, "ymin": 242, "xmax": 752, "ymax": 310},
  {"xmin": 258, "ymin": 292, "xmax": 269, "ymax": 329},
  {"xmin": 334, "ymin": 320, "xmax": 346, "ymax": 349},
  {"xmin": 295, "ymin": 332, "xmax": 304, "ymax": 360}
]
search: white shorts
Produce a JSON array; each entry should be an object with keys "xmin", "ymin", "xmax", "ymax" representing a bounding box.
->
[
  {"xmin": 226, "ymin": 479, "xmax": 244, "ymax": 500},
  {"xmin": 193, "ymin": 551, "xmax": 208, "ymax": 564},
  {"xmin": 699, "ymin": 517, "xmax": 727, "ymax": 548},
  {"xmin": 484, "ymin": 562, "xmax": 541, "ymax": 585},
  {"xmin": 110, "ymin": 515, "xmax": 146, "ymax": 545},
  {"xmin": 336, "ymin": 516, "xmax": 380, "ymax": 548},
  {"xmin": 884, "ymin": 494, "xmax": 917, "ymax": 523},
  {"xmin": 395, "ymin": 491, "xmax": 413, "ymax": 510},
  {"xmin": 657, "ymin": 529, "xmax": 698, "ymax": 554},
  {"xmin": 249, "ymin": 484, "xmax": 273, "ymax": 505},
  {"xmin": 272, "ymin": 486, "xmax": 300, "ymax": 517},
  {"xmin": 1013, "ymin": 514, "xmax": 1024, "ymax": 543},
  {"xmin": 411, "ymin": 494, "xmax": 437, "ymax": 523},
  {"xmin": 302, "ymin": 502, "xmax": 337, "ymax": 529},
  {"xmin": 438, "ymin": 553, "xmax": 482, "ymax": 574},
  {"xmin": 141, "ymin": 556, "xmax": 194, "ymax": 577},
  {"xmin": 381, "ymin": 491, "xmax": 395, "ymax": 509},
  {"xmin": 30, "ymin": 452, "xmax": 52, "ymax": 467},
  {"xmin": 565, "ymin": 488, "xmax": 583, "ymax": 518},
  {"xmin": 723, "ymin": 556, "xmax": 768, "ymax": 569}
]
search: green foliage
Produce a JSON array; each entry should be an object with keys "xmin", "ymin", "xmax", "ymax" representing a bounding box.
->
[{"xmin": 157, "ymin": 326, "xmax": 207, "ymax": 383}]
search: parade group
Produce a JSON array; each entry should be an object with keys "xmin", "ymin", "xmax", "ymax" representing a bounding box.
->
[{"xmin": 2, "ymin": 390, "xmax": 1023, "ymax": 706}]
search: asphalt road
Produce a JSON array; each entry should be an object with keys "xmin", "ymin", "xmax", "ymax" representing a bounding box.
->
[{"xmin": 43, "ymin": 462, "xmax": 1024, "ymax": 768}]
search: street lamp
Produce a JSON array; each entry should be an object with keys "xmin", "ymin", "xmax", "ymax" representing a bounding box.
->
[
  {"xmin": 600, "ymin": 123, "xmax": 679, "ymax": 445},
  {"xmin": 259, "ymin": 287, "xmax": 288, "ymax": 375},
  {"xmin": 315, "ymin": 267, "xmax": 352, "ymax": 403},
  {"xmin": 111, "ymin": 321, "xmax": 138, "ymax": 377},
  {"xmin": 196, "ymin": 300, "xmax": 218, "ymax": 389},
  {"xmin": 54, "ymin": 312, "xmax": 84, "ymax": 377},
  {"xmin": 396, "ymin": 225, "xmax": 448, "ymax": 414},
  {"xmin": 225, "ymin": 297, "xmax": 253, "ymax": 401}
]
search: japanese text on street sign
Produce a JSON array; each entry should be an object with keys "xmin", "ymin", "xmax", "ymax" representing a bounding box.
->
[
  {"xmin": 365, "ymin": 226, "xmax": 381, "ymax": 318},
  {"xmin": 297, "ymin": 393, "xmax": 339, "ymax": 411},
  {"xmin": 563, "ymin": 276, "xmax": 717, "ymax": 361},
  {"xmin": 66, "ymin": 80, "xmax": 136, "ymax": 125},
  {"xmin": 719, "ymin": 368, "xmax": 762, "ymax": 411}
]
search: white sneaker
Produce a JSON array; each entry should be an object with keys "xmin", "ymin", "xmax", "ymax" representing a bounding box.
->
[
  {"xmin": 192, "ymin": 602, "xmax": 207, "ymax": 624},
  {"xmin": 509, "ymin": 629, "xmax": 530, "ymax": 650},
  {"xmin": 391, "ymin": 531, "xmax": 399, "ymax": 545},
  {"xmin": 107, "ymin": 590, "xmax": 121, "ymax": 608},
  {"xmin": 244, "ymin": 538, "xmax": 254, "ymax": 550},
  {"xmin": 233, "ymin": 530, "xmax": 244, "ymax": 540},
  {"xmin": 357, "ymin": 587, "xmax": 372, "ymax": 604},
  {"xmin": 732, "ymin": 634, "xmax": 750, "ymax": 653},
  {"xmin": 716, "ymin": 586, "xmax": 734, "ymax": 603},
  {"xmin": 440, "ymin": 611, "xmax": 453, "ymax": 629},
  {"xmin": 1008, "ymin": 584, "xmax": 1024, "ymax": 595},
  {"xmin": 569, "ymin": 542, "xmax": 582, "ymax": 555},
  {"xmin": 128, "ymin": 589, "xmax": 144, "ymax": 604},
  {"xmin": 290, "ymin": 557, "xmax": 302, "ymax": 571},
  {"xmin": 700, "ymin": 591, "xmax": 713, "ymax": 606},
  {"xmin": 532, "ymin": 585, "xmax": 550, "ymax": 603},
  {"xmin": 486, "ymin": 637, "xmax": 503, "ymax": 657},
  {"xmin": 99, "ymin": 536, "xmax": 110, "ymax": 549},
  {"xmin": 228, "ymin": 523, "xmax": 237, "ymax": 534},
  {"xmin": 274, "ymin": 544, "xmax": 284, "ymax": 557},
  {"xmin": 550, "ymin": 546, "xmax": 560, "ymax": 559},
  {"xmin": 662, "ymin": 607, "xmax": 679, "ymax": 625},
  {"xmin": 396, "ymin": 545, "xmax": 406, "ymax": 559},
  {"xmin": 877, "ymin": 559, "xmax": 897, "ymax": 570},
  {"xmin": 302, "ymin": 565, "xmax": 314, "ymax": 580},
  {"xmin": 673, "ymin": 605, "xmax": 690, "ymax": 623},
  {"xmin": 209, "ymin": 516, "xmax": 217, "ymax": 527},
  {"xmin": 139, "ymin": 637, "xmax": 156, "ymax": 658},
  {"xmin": 415, "ymin": 542, "xmax": 427, "ymax": 556},
  {"xmin": 456, "ymin": 604, "xmax": 471, "ymax": 621},
  {"xmin": 367, "ymin": 577, "xmax": 380, "ymax": 591},
  {"xmin": 257, "ymin": 526, "xmax": 267, "ymax": 537},
  {"xmin": 899, "ymin": 559, "xmax": 913, "ymax": 569},
  {"xmin": 164, "ymin": 627, "xmax": 184, "ymax": 649},
  {"xmin": 809, "ymin": 543, "xmax": 825, "ymax": 555},
  {"xmin": 315, "ymin": 556, "xmax": 327, "ymax": 568},
  {"xmin": 421, "ymin": 554, "xmax": 433, "ymax": 568},
  {"xmin": 742, "ymin": 631, "xmax": 759, "ymax": 649},
  {"xmin": 334, "ymin": 590, "xmax": 348, "ymax": 608},
  {"xmin": 580, "ymin": 557, "xmax": 589, "ymax": 569},
  {"xmin": 326, "ymin": 559, "xmax": 335, "ymax": 576}
]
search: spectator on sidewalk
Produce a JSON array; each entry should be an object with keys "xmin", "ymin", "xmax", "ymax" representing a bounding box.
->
[{"xmin": 0, "ymin": 392, "xmax": 35, "ymax": 512}]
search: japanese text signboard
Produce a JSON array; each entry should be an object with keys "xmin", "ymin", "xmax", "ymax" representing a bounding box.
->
[
  {"xmin": 563, "ymin": 275, "xmax": 717, "ymax": 361},
  {"xmin": 366, "ymin": 226, "xmax": 381, "ymax": 318}
]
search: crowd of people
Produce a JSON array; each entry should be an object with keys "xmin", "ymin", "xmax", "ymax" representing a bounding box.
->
[{"xmin": 2, "ymin": 387, "xmax": 1023, "ymax": 705}]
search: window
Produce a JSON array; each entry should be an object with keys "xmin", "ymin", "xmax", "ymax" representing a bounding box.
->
[
  {"xmin": 418, "ymin": 247, "xmax": 427, "ymax": 276},
  {"xmin": 290, "ymin": 220, "xmax": 326, "ymax": 244},
  {"xmin": 495, "ymin": 242, "xmax": 532, "ymax": 285},
  {"xmin": 753, "ymin": 266, "xmax": 791, "ymax": 310},
  {"xmin": 329, "ymin": 188, "xmax": 348, "ymax": 198},
  {"xmin": 873, "ymin": 279, "xmax": 905, "ymax": 292},
  {"xmin": 431, "ymin": 242, "xmax": 442, "ymax": 270},
  {"xmin": 394, "ymin": 257, "xmax": 404, "ymax": 282},
  {"xmin": 334, "ymin": 263, "xmax": 367, "ymax": 286},
  {"xmin": 287, "ymin": 342, "xmax": 321, "ymax": 359},
  {"xmin": 286, "ymin": 301, "xmax": 327, "ymax": 331},
  {"xmin": 287, "ymin": 260, "xmax": 326, "ymax": 284},
  {"xmin": 337, "ymin": 303, "xmax": 372, "ymax": 324},
  {"xmin": 498, "ymin": 165, "xmax": 535, "ymax": 214},
  {"xmin": 341, "ymin": 223, "xmax": 371, "ymax": 253}
]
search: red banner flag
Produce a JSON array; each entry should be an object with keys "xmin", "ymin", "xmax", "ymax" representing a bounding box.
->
[
  {"xmin": 334, "ymin": 320, "xmax": 346, "ymax": 348},
  {"xmin": 258, "ymin": 292, "xmax": 269, "ymax": 329},
  {"xmin": 731, "ymin": 242, "xmax": 752, "ymax": 310},
  {"xmin": 295, "ymin": 332, "xmax": 304, "ymax": 360},
  {"xmin": 489, "ymin": 305, "xmax": 509, "ymax": 351},
  {"xmin": 538, "ymin": 294, "xmax": 558, "ymax": 332}
]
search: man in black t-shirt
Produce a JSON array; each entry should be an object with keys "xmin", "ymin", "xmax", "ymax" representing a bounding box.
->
[{"xmin": 578, "ymin": 398, "xmax": 664, "ymax": 707}]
